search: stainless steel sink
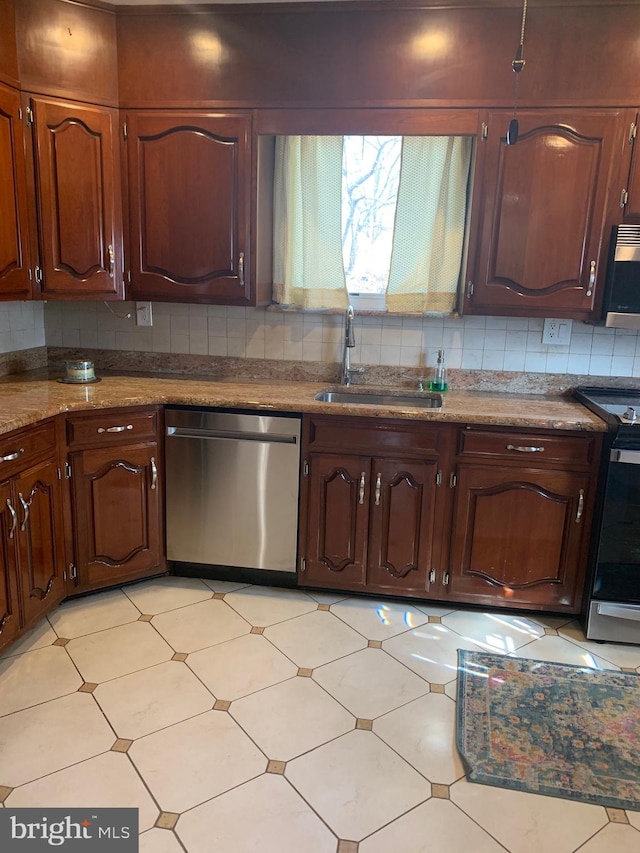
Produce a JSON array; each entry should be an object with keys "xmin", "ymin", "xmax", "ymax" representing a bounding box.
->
[{"xmin": 314, "ymin": 388, "xmax": 443, "ymax": 408}]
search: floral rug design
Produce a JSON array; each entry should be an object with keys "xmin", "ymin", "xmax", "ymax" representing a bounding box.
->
[{"xmin": 456, "ymin": 650, "xmax": 640, "ymax": 811}]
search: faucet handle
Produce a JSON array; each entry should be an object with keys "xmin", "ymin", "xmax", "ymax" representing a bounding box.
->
[{"xmin": 417, "ymin": 379, "xmax": 425, "ymax": 392}]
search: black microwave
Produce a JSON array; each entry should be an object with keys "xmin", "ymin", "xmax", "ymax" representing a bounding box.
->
[{"xmin": 602, "ymin": 224, "xmax": 640, "ymax": 329}]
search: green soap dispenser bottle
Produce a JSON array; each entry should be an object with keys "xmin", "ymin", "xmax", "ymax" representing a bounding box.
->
[{"xmin": 429, "ymin": 349, "xmax": 448, "ymax": 392}]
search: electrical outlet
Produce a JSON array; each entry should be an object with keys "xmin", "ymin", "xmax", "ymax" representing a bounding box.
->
[
  {"xmin": 542, "ymin": 318, "xmax": 572, "ymax": 346},
  {"xmin": 135, "ymin": 302, "xmax": 153, "ymax": 327}
]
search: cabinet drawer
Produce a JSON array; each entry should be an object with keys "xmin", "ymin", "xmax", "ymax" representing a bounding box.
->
[
  {"xmin": 0, "ymin": 420, "xmax": 57, "ymax": 481},
  {"xmin": 306, "ymin": 415, "xmax": 445, "ymax": 456},
  {"xmin": 66, "ymin": 408, "xmax": 159, "ymax": 448},
  {"xmin": 458, "ymin": 428, "xmax": 596, "ymax": 465}
]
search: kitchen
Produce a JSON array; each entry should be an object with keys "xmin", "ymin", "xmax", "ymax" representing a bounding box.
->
[{"xmin": 1, "ymin": 0, "xmax": 640, "ymax": 851}]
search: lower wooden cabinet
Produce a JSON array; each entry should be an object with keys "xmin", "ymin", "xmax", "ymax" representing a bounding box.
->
[
  {"xmin": 65, "ymin": 408, "xmax": 165, "ymax": 593},
  {"xmin": 0, "ymin": 420, "xmax": 65, "ymax": 653},
  {"xmin": 298, "ymin": 416, "xmax": 602, "ymax": 614},
  {"xmin": 299, "ymin": 415, "xmax": 449, "ymax": 597}
]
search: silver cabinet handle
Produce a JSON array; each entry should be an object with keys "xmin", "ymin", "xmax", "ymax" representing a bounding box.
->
[
  {"xmin": 18, "ymin": 492, "xmax": 29, "ymax": 532},
  {"xmin": 0, "ymin": 448, "xmax": 24, "ymax": 463},
  {"xmin": 358, "ymin": 472, "xmax": 366, "ymax": 505},
  {"xmin": 108, "ymin": 244, "xmax": 115, "ymax": 278},
  {"xmin": 150, "ymin": 456, "xmax": 157, "ymax": 490},
  {"xmin": 576, "ymin": 488, "xmax": 585, "ymax": 522},
  {"xmin": 97, "ymin": 425, "xmax": 133, "ymax": 434},
  {"xmin": 506, "ymin": 444, "xmax": 545, "ymax": 453},
  {"xmin": 443, "ymin": 571, "xmax": 450, "ymax": 586},
  {"xmin": 429, "ymin": 568, "xmax": 436, "ymax": 584},
  {"xmin": 238, "ymin": 251, "xmax": 245, "ymax": 287},
  {"xmin": 374, "ymin": 473, "xmax": 382, "ymax": 506},
  {"xmin": 6, "ymin": 498, "xmax": 17, "ymax": 539},
  {"xmin": 586, "ymin": 260, "xmax": 596, "ymax": 297}
]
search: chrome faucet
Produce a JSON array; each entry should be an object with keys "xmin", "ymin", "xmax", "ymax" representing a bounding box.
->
[{"xmin": 342, "ymin": 305, "xmax": 362, "ymax": 386}]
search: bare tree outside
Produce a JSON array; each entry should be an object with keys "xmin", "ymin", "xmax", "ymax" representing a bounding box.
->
[{"xmin": 341, "ymin": 136, "xmax": 402, "ymax": 295}]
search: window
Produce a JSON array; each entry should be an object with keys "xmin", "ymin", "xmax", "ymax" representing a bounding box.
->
[{"xmin": 272, "ymin": 134, "xmax": 473, "ymax": 314}]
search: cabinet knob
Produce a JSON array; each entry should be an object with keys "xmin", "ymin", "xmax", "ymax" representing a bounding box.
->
[
  {"xmin": 576, "ymin": 488, "xmax": 585, "ymax": 523},
  {"xmin": 150, "ymin": 456, "xmax": 158, "ymax": 491},
  {"xmin": 506, "ymin": 444, "xmax": 544, "ymax": 453},
  {"xmin": 238, "ymin": 251, "xmax": 245, "ymax": 287},
  {"xmin": 107, "ymin": 244, "xmax": 115, "ymax": 278},
  {"xmin": 97, "ymin": 425, "xmax": 133, "ymax": 434},
  {"xmin": 374, "ymin": 473, "xmax": 382, "ymax": 506},
  {"xmin": 6, "ymin": 498, "xmax": 17, "ymax": 539},
  {"xmin": 586, "ymin": 260, "xmax": 596, "ymax": 297}
]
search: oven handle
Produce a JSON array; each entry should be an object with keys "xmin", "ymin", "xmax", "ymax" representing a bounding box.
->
[
  {"xmin": 610, "ymin": 449, "xmax": 640, "ymax": 464},
  {"xmin": 596, "ymin": 602, "xmax": 640, "ymax": 622}
]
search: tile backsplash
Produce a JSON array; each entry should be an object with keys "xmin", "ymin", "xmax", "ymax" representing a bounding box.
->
[
  {"xmin": 0, "ymin": 300, "xmax": 637, "ymax": 379},
  {"xmin": 0, "ymin": 302, "xmax": 45, "ymax": 354}
]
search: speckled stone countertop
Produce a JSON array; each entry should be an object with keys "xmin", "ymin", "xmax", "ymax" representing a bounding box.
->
[{"xmin": 0, "ymin": 370, "xmax": 607, "ymax": 437}]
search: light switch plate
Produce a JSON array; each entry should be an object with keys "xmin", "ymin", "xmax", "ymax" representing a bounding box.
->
[
  {"xmin": 542, "ymin": 318, "xmax": 572, "ymax": 346},
  {"xmin": 135, "ymin": 302, "xmax": 153, "ymax": 327}
]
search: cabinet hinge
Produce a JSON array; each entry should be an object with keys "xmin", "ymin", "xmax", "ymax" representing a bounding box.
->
[
  {"xmin": 630, "ymin": 122, "xmax": 637, "ymax": 144},
  {"xmin": 300, "ymin": 557, "xmax": 306, "ymax": 573},
  {"xmin": 481, "ymin": 122, "xmax": 488, "ymax": 141},
  {"xmin": 467, "ymin": 281, "xmax": 474, "ymax": 299},
  {"xmin": 64, "ymin": 462, "xmax": 72, "ymax": 479},
  {"xmin": 435, "ymin": 470, "xmax": 442, "ymax": 487},
  {"xmin": 449, "ymin": 472, "xmax": 457, "ymax": 488},
  {"xmin": 123, "ymin": 122, "xmax": 127, "ymax": 141},
  {"xmin": 69, "ymin": 563, "xmax": 77, "ymax": 580},
  {"xmin": 34, "ymin": 266, "xmax": 43, "ymax": 285},
  {"xmin": 303, "ymin": 460, "xmax": 309, "ymax": 477},
  {"xmin": 25, "ymin": 106, "xmax": 33, "ymax": 127}
]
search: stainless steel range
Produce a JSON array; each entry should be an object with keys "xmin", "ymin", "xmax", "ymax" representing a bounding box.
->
[{"xmin": 574, "ymin": 387, "xmax": 640, "ymax": 643}]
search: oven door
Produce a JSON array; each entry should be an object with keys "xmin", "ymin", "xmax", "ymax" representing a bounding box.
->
[{"xmin": 592, "ymin": 448, "xmax": 640, "ymax": 605}]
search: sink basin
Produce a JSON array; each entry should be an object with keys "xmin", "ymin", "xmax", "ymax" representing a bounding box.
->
[{"xmin": 314, "ymin": 388, "xmax": 443, "ymax": 408}]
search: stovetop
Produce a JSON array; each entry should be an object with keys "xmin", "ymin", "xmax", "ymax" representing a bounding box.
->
[{"xmin": 574, "ymin": 387, "xmax": 640, "ymax": 441}]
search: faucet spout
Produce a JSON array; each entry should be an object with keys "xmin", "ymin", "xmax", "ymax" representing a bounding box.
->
[{"xmin": 342, "ymin": 305, "xmax": 356, "ymax": 386}]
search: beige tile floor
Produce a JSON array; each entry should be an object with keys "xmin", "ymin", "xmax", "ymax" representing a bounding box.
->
[{"xmin": 1, "ymin": 576, "xmax": 640, "ymax": 853}]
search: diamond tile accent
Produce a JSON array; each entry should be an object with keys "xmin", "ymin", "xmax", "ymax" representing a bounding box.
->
[
  {"xmin": 368, "ymin": 640, "xmax": 382, "ymax": 649},
  {"xmin": 111, "ymin": 739, "xmax": 133, "ymax": 753},
  {"xmin": 250, "ymin": 626, "xmax": 265, "ymax": 634},
  {"xmin": 52, "ymin": 637, "xmax": 70, "ymax": 646},
  {"xmin": 0, "ymin": 786, "xmax": 13, "ymax": 803},
  {"xmin": 152, "ymin": 599, "xmax": 251, "ymax": 654},
  {"xmin": 317, "ymin": 603, "xmax": 331, "ymax": 611},
  {"xmin": 286, "ymin": 730, "xmax": 431, "ymax": 841},
  {"xmin": 155, "ymin": 813, "xmax": 180, "ymax": 830},
  {"xmin": 187, "ymin": 634, "xmax": 297, "ymax": 701},
  {"xmin": 230, "ymin": 677, "xmax": 353, "ymax": 761},
  {"xmin": 138, "ymin": 614, "xmax": 154, "ymax": 622},
  {"xmin": 212, "ymin": 592, "xmax": 226, "ymax": 600},
  {"xmin": 313, "ymin": 648, "xmax": 429, "ymax": 719},
  {"xmin": 214, "ymin": 699, "xmax": 231, "ymax": 711},
  {"xmin": 297, "ymin": 667, "xmax": 313, "ymax": 677},
  {"xmin": 432, "ymin": 784, "xmax": 450, "ymax": 799},
  {"xmin": 78, "ymin": 682, "xmax": 98, "ymax": 693},
  {"xmin": 430, "ymin": 684, "xmax": 446, "ymax": 694},
  {"xmin": 428, "ymin": 615, "xmax": 442, "ymax": 623},
  {"xmin": 267, "ymin": 760, "xmax": 286, "ymax": 775},
  {"xmin": 355, "ymin": 719, "xmax": 373, "ymax": 731},
  {"xmin": 171, "ymin": 652, "xmax": 188, "ymax": 662},
  {"xmin": 129, "ymin": 711, "xmax": 266, "ymax": 813},
  {"xmin": 606, "ymin": 808, "xmax": 629, "ymax": 824},
  {"xmin": 338, "ymin": 842, "xmax": 359, "ymax": 853},
  {"xmin": 176, "ymin": 774, "xmax": 336, "ymax": 853}
]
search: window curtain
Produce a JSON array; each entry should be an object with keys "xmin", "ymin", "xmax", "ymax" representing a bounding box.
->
[
  {"xmin": 386, "ymin": 136, "xmax": 472, "ymax": 314},
  {"xmin": 272, "ymin": 136, "xmax": 349, "ymax": 310}
]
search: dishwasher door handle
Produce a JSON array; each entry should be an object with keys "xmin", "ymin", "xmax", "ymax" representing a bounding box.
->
[{"xmin": 166, "ymin": 426, "xmax": 297, "ymax": 444}]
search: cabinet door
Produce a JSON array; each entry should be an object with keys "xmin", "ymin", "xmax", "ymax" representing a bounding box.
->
[
  {"xmin": 448, "ymin": 464, "xmax": 590, "ymax": 611},
  {"xmin": 13, "ymin": 459, "xmax": 65, "ymax": 628},
  {"xmin": 32, "ymin": 98, "xmax": 122, "ymax": 298},
  {"xmin": 300, "ymin": 454, "xmax": 368, "ymax": 590},
  {"xmin": 0, "ymin": 84, "xmax": 32, "ymax": 299},
  {"xmin": 126, "ymin": 111, "xmax": 251, "ymax": 304},
  {"xmin": 367, "ymin": 458, "xmax": 439, "ymax": 595},
  {"xmin": 0, "ymin": 480, "xmax": 21, "ymax": 649},
  {"xmin": 70, "ymin": 442, "xmax": 162, "ymax": 591},
  {"xmin": 468, "ymin": 110, "xmax": 623, "ymax": 319}
]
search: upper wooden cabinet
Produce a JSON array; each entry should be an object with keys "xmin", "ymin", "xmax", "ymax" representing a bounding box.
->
[
  {"xmin": 124, "ymin": 111, "xmax": 252, "ymax": 304},
  {"xmin": 30, "ymin": 97, "xmax": 123, "ymax": 299},
  {"xmin": 0, "ymin": 83, "xmax": 33, "ymax": 300},
  {"xmin": 465, "ymin": 110, "xmax": 626, "ymax": 320}
]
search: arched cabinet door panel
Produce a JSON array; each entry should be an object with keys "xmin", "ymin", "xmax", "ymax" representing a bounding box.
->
[
  {"xmin": 32, "ymin": 98, "xmax": 122, "ymax": 299},
  {"xmin": 125, "ymin": 111, "xmax": 251, "ymax": 304},
  {"xmin": 448, "ymin": 464, "xmax": 590, "ymax": 610},
  {"xmin": 467, "ymin": 110, "xmax": 625, "ymax": 319},
  {"xmin": 0, "ymin": 83, "xmax": 32, "ymax": 300}
]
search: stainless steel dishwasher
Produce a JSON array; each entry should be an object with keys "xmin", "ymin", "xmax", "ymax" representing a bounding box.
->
[{"xmin": 165, "ymin": 408, "xmax": 301, "ymax": 573}]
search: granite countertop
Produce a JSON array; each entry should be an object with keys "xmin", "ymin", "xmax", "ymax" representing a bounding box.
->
[{"xmin": 0, "ymin": 370, "xmax": 608, "ymax": 437}]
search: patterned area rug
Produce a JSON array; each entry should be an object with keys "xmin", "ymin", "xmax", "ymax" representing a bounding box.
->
[{"xmin": 456, "ymin": 650, "xmax": 640, "ymax": 811}]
